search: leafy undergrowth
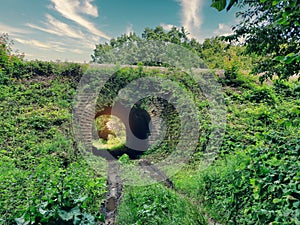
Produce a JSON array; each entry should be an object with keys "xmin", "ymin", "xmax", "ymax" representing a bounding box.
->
[
  {"xmin": 0, "ymin": 70, "xmax": 106, "ymax": 224},
  {"xmin": 174, "ymin": 77, "xmax": 300, "ymax": 225},
  {"xmin": 1, "ymin": 46, "xmax": 299, "ymax": 225},
  {"xmin": 117, "ymin": 183, "xmax": 207, "ymax": 225}
]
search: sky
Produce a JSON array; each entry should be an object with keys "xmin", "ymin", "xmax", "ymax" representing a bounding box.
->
[{"xmin": 0, "ymin": 0, "xmax": 238, "ymax": 62}]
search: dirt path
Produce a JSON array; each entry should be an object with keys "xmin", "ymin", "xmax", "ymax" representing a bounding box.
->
[
  {"xmin": 99, "ymin": 158, "xmax": 224, "ymax": 225},
  {"xmin": 100, "ymin": 161, "xmax": 123, "ymax": 225}
]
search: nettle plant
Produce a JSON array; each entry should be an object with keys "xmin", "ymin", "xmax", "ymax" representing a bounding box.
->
[{"xmin": 13, "ymin": 160, "xmax": 106, "ymax": 225}]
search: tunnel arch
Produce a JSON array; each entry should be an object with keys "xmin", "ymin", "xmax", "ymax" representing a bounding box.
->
[{"xmin": 93, "ymin": 102, "xmax": 152, "ymax": 159}]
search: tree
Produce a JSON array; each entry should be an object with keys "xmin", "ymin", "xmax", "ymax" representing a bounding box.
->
[
  {"xmin": 200, "ymin": 36, "xmax": 255, "ymax": 70},
  {"xmin": 0, "ymin": 33, "xmax": 26, "ymax": 83},
  {"xmin": 0, "ymin": 33, "xmax": 13, "ymax": 72},
  {"xmin": 92, "ymin": 26, "xmax": 200, "ymax": 66},
  {"xmin": 91, "ymin": 25, "xmax": 254, "ymax": 70},
  {"xmin": 211, "ymin": 0, "xmax": 300, "ymax": 80}
]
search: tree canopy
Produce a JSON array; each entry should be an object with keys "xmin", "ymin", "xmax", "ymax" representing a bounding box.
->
[
  {"xmin": 91, "ymin": 26, "xmax": 253, "ymax": 71},
  {"xmin": 91, "ymin": 26, "xmax": 201, "ymax": 66},
  {"xmin": 211, "ymin": 0, "xmax": 300, "ymax": 80}
]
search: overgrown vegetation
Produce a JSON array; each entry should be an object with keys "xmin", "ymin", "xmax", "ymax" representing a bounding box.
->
[
  {"xmin": 174, "ymin": 75, "xmax": 300, "ymax": 224},
  {"xmin": 211, "ymin": 0, "xmax": 300, "ymax": 80},
  {"xmin": 0, "ymin": 35, "xmax": 106, "ymax": 224},
  {"xmin": 1, "ymin": 10, "xmax": 299, "ymax": 224}
]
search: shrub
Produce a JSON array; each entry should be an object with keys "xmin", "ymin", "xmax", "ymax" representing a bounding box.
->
[{"xmin": 243, "ymin": 86, "xmax": 277, "ymax": 105}]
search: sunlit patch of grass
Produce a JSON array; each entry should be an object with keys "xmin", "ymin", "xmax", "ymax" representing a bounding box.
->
[
  {"xmin": 93, "ymin": 115, "xmax": 126, "ymax": 151},
  {"xmin": 117, "ymin": 183, "xmax": 206, "ymax": 225},
  {"xmin": 92, "ymin": 135, "xmax": 126, "ymax": 151}
]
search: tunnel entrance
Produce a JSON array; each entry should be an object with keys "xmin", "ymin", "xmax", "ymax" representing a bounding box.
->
[
  {"xmin": 92, "ymin": 103, "xmax": 152, "ymax": 160},
  {"xmin": 93, "ymin": 115, "xmax": 126, "ymax": 149}
]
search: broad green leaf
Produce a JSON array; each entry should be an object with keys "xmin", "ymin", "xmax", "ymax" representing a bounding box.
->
[
  {"xmin": 272, "ymin": 0, "xmax": 280, "ymax": 6},
  {"xmin": 285, "ymin": 56, "xmax": 296, "ymax": 64},
  {"xmin": 273, "ymin": 198, "xmax": 281, "ymax": 203},
  {"xmin": 74, "ymin": 195, "xmax": 88, "ymax": 203},
  {"xmin": 82, "ymin": 213, "xmax": 95, "ymax": 223},
  {"xmin": 277, "ymin": 18, "xmax": 289, "ymax": 25},
  {"xmin": 275, "ymin": 56, "xmax": 285, "ymax": 61},
  {"xmin": 293, "ymin": 201, "xmax": 300, "ymax": 208},
  {"xmin": 70, "ymin": 206, "xmax": 81, "ymax": 216},
  {"xmin": 38, "ymin": 207, "xmax": 48, "ymax": 215},
  {"xmin": 99, "ymin": 213, "xmax": 105, "ymax": 222},
  {"xmin": 15, "ymin": 214, "xmax": 30, "ymax": 225},
  {"xmin": 58, "ymin": 210, "xmax": 73, "ymax": 221},
  {"xmin": 211, "ymin": 0, "xmax": 227, "ymax": 11},
  {"xmin": 286, "ymin": 52, "xmax": 296, "ymax": 57}
]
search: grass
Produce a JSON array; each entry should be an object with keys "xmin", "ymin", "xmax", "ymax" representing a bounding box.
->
[
  {"xmin": 93, "ymin": 115, "xmax": 126, "ymax": 151},
  {"xmin": 92, "ymin": 136, "xmax": 126, "ymax": 151},
  {"xmin": 117, "ymin": 183, "xmax": 207, "ymax": 225}
]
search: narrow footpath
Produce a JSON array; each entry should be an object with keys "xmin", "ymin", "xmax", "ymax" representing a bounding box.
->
[{"xmin": 99, "ymin": 158, "xmax": 224, "ymax": 225}]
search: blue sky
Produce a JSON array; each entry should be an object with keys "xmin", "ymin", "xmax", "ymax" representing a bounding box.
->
[{"xmin": 0, "ymin": 0, "xmax": 238, "ymax": 62}]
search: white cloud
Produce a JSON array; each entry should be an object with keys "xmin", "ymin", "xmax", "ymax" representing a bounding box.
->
[
  {"xmin": 160, "ymin": 23, "xmax": 178, "ymax": 31},
  {"xmin": 15, "ymin": 38, "xmax": 66, "ymax": 52},
  {"xmin": 79, "ymin": 0, "xmax": 98, "ymax": 17},
  {"xmin": 70, "ymin": 48, "xmax": 85, "ymax": 54},
  {"xmin": 15, "ymin": 38, "xmax": 51, "ymax": 49},
  {"xmin": 213, "ymin": 23, "xmax": 233, "ymax": 37},
  {"xmin": 15, "ymin": 37, "xmax": 91, "ymax": 55},
  {"xmin": 177, "ymin": 0, "xmax": 205, "ymax": 40},
  {"xmin": 27, "ymin": 14, "xmax": 84, "ymax": 39},
  {"xmin": 50, "ymin": 0, "xmax": 110, "ymax": 40},
  {"xmin": 0, "ymin": 23, "xmax": 30, "ymax": 36}
]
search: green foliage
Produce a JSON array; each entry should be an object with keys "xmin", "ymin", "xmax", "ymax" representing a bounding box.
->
[
  {"xmin": 92, "ymin": 26, "xmax": 254, "ymax": 70},
  {"xmin": 211, "ymin": 0, "xmax": 237, "ymax": 11},
  {"xmin": 0, "ymin": 33, "xmax": 25, "ymax": 84},
  {"xmin": 174, "ymin": 77, "xmax": 300, "ymax": 224},
  {"xmin": 0, "ymin": 69, "xmax": 9, "ymax": 85},
  {"xmin": 195, "ymin": 133, "xmax": 300, "ymax": 225},
  {"xmin": 0, "ymin": 34, "xmax": 86, "ymax": 84},
  {"xmin": 117, "ymin": 184, "xmax": 206, "ymax": 225},
  {"xmin": 14, "ymin": 60, "xmax": 86, "ymax": 82},
  {"xmin": 13, "ymin": 161, "xmax": 105, "ymax": 225},
  {"xmin": 0, "ymin": 64, "xmax": 106, "ymax": 224},
  {"xmin": 212, "ymin": 0, "xmax": 300, "ymax": 80},
  {"xmin": 243, "ymin": 86, "xmax": 277, "ymax": 105},
  {"xmin": 222, "ymin": 63, "xmax": 246, "ymax": 88},
  {"xmin": 2, "ymin": 31, "xmax": 299, "ymax": 225},
  {"xmin": 118, "ymin": 154, "xmax": 131, "ymax": 164},
  {"xmin": 196, "ymin": 37, "xmax": 256, "ymax": 70},
  {"xmin": 92, "ymin": 26, "xmax": 199, "ymax": 66}
]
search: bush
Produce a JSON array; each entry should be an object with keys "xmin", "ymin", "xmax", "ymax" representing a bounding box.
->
[
  {"xmin": 11, "ymin": 160, "xmax": 106, "ymax": 225},
  {"xmin": 0, "ymin": 69, "xmax": 9, "ymax": 85},
  {"xmin": 196, "ymin": 136, "xmax": 300, "ymax": 225},
  {"xmin": 243, "ymin": 86, "xmax": 277, "ymax": 105},
  {"xmin": 273, "ymin": 79, "xmax": 295, "ymax": 97}
]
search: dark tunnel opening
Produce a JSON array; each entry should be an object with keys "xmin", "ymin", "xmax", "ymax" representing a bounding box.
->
[{"xmin": 92, "ymin": 103, "xmax": 152, "ymax": 160}]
